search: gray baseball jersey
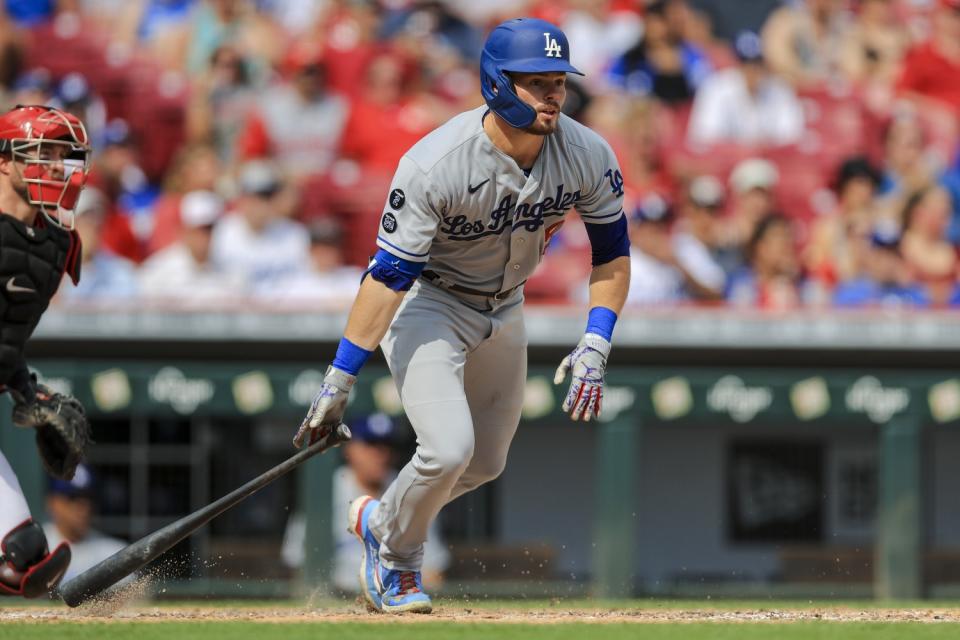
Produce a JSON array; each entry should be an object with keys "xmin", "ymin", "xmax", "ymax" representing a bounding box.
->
[
  {"xmin": 375, "ymin": 105, "xmax": 625, "ymax": 295},
  {"xmin": 367, "ymin": 106, "xmax": 625, "ymax": 572}
]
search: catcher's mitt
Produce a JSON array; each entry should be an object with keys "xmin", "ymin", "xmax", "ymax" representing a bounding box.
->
[{"xmin": 11, "ymin": 384, "xmax": 91, "ymax": 480}]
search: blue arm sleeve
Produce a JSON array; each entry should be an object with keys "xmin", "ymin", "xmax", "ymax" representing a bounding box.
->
[
  {"xmin": 584, "ymin": 216, "xmax": 630, "ymax": 267},
  {"xmin": 363, "ymin": 249, "xmax": 426, "ymax": 292}
]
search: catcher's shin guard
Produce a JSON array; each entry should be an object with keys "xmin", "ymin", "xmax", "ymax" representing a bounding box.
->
[{"xmin": 0, "ymin": 519, "xmax": 70, "ymax": 598}]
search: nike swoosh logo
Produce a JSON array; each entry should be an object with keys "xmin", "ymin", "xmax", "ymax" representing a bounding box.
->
[
  {"xmin": 6, "ymin": 278, "xmax": 35, "ymax": 294},
  {"xmin": 467, "ymin": 179, "xmax": 490, "ymax": 194}
]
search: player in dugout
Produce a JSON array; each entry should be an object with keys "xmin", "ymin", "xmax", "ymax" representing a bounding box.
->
[
  {"xmin": 0, "ymin": 105, "xmax": 92, "ymax": 599},
  {"xmin": 294, "ymin": 19, "xmax": 630, "ymax": 613}
]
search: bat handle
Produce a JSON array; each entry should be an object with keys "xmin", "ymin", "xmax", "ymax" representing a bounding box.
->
[
  {"xmin": 334, "ymin": 423, "xmax": 352, "ymax": 444},
  {"xmin": 321, "ymin": 423, "xmax": 351, "ymax": 450}
]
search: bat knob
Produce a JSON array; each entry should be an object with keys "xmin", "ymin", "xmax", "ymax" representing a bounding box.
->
[{"xmin": 335, "ymin": 423, "xmax": 352, "ymax": 444}]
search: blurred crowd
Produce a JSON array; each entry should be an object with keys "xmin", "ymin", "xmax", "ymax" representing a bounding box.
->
[{"xmin": 3, "ymin": 0, "xmax": 960, "ymax": 310}]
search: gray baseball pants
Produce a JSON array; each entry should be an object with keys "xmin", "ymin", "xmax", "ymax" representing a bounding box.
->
[{"xmin": 369, "ymin": 279, "xmax": 526, "ymax": 571}]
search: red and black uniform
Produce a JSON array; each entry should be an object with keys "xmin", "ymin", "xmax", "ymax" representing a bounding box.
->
[{"xmin": 0, "ymin": 213, "xmax": 81, "ymax": 400}]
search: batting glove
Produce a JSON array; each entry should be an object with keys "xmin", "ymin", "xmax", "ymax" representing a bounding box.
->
[
  {"xmin": 553, "ymin": 333, "xmax": 611, "ymax": 422},
  {"xmin": 293, "ymin": 366, "xmax": 355, "ymax": 448}
]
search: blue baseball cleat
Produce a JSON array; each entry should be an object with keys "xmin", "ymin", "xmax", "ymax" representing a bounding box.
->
[
  {"xmin": 380, "ymin": 569, "xmax": 433, "ymax": 614},
  {"xmin": 347, "ymin": 495, "xmax": 383, "ymax": 611}
]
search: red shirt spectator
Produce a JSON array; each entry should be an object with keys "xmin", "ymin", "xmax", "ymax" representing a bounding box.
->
[
  {"xmin": 896, "ymin": 0, "xmax": 960, "ymax": 115},
  {"xmin": 339, "ymin": 53, "xmax": 444, "ymax": 174},
  {"xmin": 237, "ymin": 44, "xmax": 348, "ymax": 180}
]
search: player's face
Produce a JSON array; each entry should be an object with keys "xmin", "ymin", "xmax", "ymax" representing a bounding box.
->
[
  {"xmin": 46, "ymin": 495, "xmax": 93, "ymax": 542},
  {"xmin": 8, "ymin": 142, "xmax": 69, "ymax": 201},
  {"xmin": 511, "ymin": 72, "xmax": 567, "ymax": 135}
]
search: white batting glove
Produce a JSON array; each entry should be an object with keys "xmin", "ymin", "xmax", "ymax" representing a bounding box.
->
[
  {"xmin": 293, "ymin": 366, "xmax": 356, "ymax": 448},
  {"xmin": 553, "ymin": 333, "xmax": 611, "ymax": 422}
]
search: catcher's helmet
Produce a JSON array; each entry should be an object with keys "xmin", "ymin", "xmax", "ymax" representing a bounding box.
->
[
  {"xmin": 480, "ymin": 18, "xmax": 583, "ymax": 129},
  {"xmin": 0, "ymin": 105, "xmax": 90, "ymax": 229}
]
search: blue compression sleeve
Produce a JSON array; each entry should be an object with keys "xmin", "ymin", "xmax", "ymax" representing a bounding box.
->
[
  {"xmin": 332, "ymin": 337, "xmax": 373, "ymax": 375},
  {"xmin": 585, "ymin": 307, "xmax": 617, "ymax": 342},
  {"xmin": 584, "ymin": 216, "xmax": 630, "ymax": 266},
  {"xmin": 364, "ymin": 249, "xmax": 425, "ymax": 292}
]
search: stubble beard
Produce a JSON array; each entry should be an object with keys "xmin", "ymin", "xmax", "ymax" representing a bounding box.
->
[{"xmin": 523, "ymin": 114, "xmax": 559, "ymax": 136}]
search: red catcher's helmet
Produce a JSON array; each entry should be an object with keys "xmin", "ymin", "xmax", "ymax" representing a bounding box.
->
[{"xmin": 0, "ymin": 105, "xmax": 91, "ymax": 229}]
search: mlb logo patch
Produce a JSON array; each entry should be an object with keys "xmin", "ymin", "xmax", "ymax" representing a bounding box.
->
[
  {"xmin": 389, "ymin": 189, "xmax": 406, "ymax": 210},
  {"xmin": 381, "ymin": 212, "xmax": 398, "ymax": 233}
]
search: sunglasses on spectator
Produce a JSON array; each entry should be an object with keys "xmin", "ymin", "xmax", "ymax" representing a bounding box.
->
[{"xmin": 248, "ymin": 186, "xmax": 281, "ymax": 199}]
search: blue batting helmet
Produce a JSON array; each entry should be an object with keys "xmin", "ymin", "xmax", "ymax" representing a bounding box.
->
[{"xmin": 480, "ymin": 18, "xmax": 583, "ymax": 129}]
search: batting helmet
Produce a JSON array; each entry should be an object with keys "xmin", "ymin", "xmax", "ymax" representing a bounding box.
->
[{"xmin": 480, "ymin": 18, "xmax": 583, "ymax": 129}]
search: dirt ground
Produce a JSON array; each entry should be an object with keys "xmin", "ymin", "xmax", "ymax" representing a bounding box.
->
[
  {"xmin": 4, "ymin": 604, "xmax": 960, "ymax": 624},
  {"xmin": 3, "ymin": 577, "xmax": 959, "ymax": 625}
]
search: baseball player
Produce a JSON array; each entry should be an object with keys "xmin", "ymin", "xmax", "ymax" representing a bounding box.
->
[
  {"xmin": 0, "ymin": 105, "xmax": 92, "ymax": 598},
  {"xmin": 294, "ymin": 18, "xmax": 630, "ymax": 614}
]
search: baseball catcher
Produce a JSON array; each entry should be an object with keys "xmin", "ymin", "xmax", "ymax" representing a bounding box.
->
[
  {"xmin": 0, "ymin": 105, "xmax": 91, "ymax": 598},
  {"xmin": 294, "ymin": 18, "xmax": 630, "ymax": 613}
]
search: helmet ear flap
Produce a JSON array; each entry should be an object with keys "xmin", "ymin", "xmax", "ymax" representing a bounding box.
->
[{"xmin": 480, "ymin": 57, "xmax": 537, "ymax": 129}]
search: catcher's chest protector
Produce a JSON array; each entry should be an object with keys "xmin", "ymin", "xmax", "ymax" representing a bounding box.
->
[{"xmin": 0, "ymin": 213, "xmax": 80, "ymax": 382}]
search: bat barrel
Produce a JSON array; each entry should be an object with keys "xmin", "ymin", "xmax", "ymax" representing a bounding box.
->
[{"xmin": 59, "ymin": 424, "xmax": 350, "ymax": 607}]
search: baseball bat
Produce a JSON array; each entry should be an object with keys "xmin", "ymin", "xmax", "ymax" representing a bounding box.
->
[{"xmin": 59, "ymin": 423, "xmax": 351, "ymax": 607}]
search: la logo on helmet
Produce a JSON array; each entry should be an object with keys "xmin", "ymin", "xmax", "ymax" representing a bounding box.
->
[{"xmin": 543, "ymin": 32, "xmax": 562, "ymax": 58}]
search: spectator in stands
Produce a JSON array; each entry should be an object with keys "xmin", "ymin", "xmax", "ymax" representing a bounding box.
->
[
  {"xmin": 614, "ymin": 98, "xmax": 674, "ymax": 201},
  {"xmin": 761, "ymin": 0, "xmax": 851, "ymax": 88},
  {"xmin": 607, "ymin": 0, "xmax": 711, "ymax": 104},
  {"xmin": 113, "ymin": 0, "xmax": 196, "ymax": 71},
  {"xmin": 147, "ymin": 142, "xmax": 222, "ymax": 254},
  {"xmin": 674, "ymin": 175, "xmax": 728, "ymax": 301},
  {"xmin": 943, "ymin": 151, "xmax": 960, "ymax": 244},
  {"xmin": 10, "ymin": 68, "xmax": 53, "ymax": 107},
  {"xmin": 896, "ymin": 0, "xmax": 960, "ymax": 117},
  {"xmin": 186, "ymin": 44, "xmax": 259, "ymax": 163},
  {"xmin": 726, "ymin": 214, "xmax": 803, "ymax": 310},
  {"xmin": 716, "ymin": 158, "xmax": 780, "ymax": 273},
  {"xmin": 186, "ymin": 0, "xmax": 283, "ymax": 77},
  {"xmin": 282, "ymin": 413, "xmax": 449, "ymax": 591},
  {"xmin": 56, "ymin": 188, "xmax": 139, "ymax": 304},
  {"xmin": 338, "ymin": 49, "xmax": 446, "ymax": 176},
  {"xmin": 683, "ymin": 4, "xmax": 737, "ymax": 70},
  {"xmin": 834, "ymin": 221, "xmax": 930, "ymax": 307},
  {"xmin": 91, "ymin": 119, "xmax": 156, "ymax": 255},
  {"xmin": 838, "ymin": 0, "xmax": 909, "ymax": 113},
  {"xmin": 43, "ymin": 465, "xmax": 128, "ymax": 583},
  {"xmin": 237, "ymin": 42, "xmax": 348, "ymax": 180},
  {"xmin": 52, "ymin": 72, "xmax": 107, "ymax": 153},
  {"xmin": 899, "ymin": 186, "xmax": 958, "ymax": 305},
  {"xmin": 558, "ymin": 0, "xmax": 643, "ymax": 83},
  {"xmin": 251, "ymin": 218, "xmax": 363, "ymax": 305},
  {"xmin": 139, "ymin": 190, "xmax": 244, "ymax": 305},
  {"xmin": 878, "ymin": 113, "xmax": 938, "ymax": 201},
  {"xmin": 210, "ymin": 160, "xmax": 310, "ymax": 289},
  {"xmin": 805, "ymin": 156, "xmax": 883, "ymax": 286},
  {"xmin": 380, "ymin": 0, "xmax": 484, "ymax": 64},
  {"xmin": 623, "ymin": 194, "xmax": 720, "ymax": 306},
  {"xmin": 687, "ymin": 30, "xmax": 804, "ymax": 148},
  {"xmin": 300, "ymin": 1, "xmax": 381, "ymax": 101}
]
